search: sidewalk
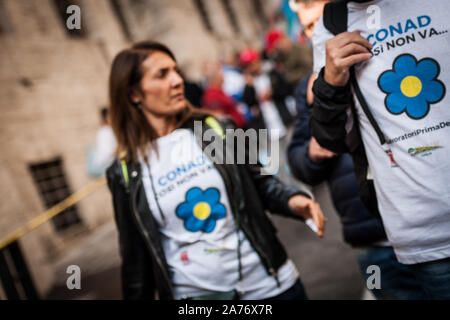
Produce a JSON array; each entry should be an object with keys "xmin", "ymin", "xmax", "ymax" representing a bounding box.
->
[{"xmin": 46, "ymin": 221, "xmax": 121, "ymax": 300}]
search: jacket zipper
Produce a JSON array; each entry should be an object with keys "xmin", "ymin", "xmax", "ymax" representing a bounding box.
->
[
  {"xmin": 213, "ymin": 162, "xmax": 281, "ymax": 288},
  {"xmin": 196, "ymin": 122, "xmax": 281, "ymax": 288},
  {"xmin": 237, "ymin": 210, "xmax": 280, "ymax": 287},
  {"xmin": 131, "ymin": 175, "xmax": 175, "ymax": 298}
]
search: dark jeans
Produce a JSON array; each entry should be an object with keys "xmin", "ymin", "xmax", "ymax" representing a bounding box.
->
[
  {"xmin": 357, "ymin": 246, "xmax": 426, "ymax": 300},
  {"xmin": 358, "ymin": 247, "xmax": 450, "ymax": 300},
  {"xmin": 264, "ymin": 279, "xmax": 308, "ymax": 300},
  {"xmin": 410, "ymin": 257, "xmax": 450, "ymax": 300}
]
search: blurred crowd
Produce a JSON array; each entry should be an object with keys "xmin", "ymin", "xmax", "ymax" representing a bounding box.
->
[{"xmin": 187, "ymin": 28, "xmax": 312, "ymax": 137}]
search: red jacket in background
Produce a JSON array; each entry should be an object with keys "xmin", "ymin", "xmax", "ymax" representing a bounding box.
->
[{"xmin": 202, "ymin": 87, "xmax": 246, "ymax": 128}]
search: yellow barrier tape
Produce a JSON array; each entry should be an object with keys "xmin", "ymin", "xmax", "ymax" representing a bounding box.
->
[{"xmin": 0, "ymin": 177, "xmax": 107, "ymax": 250}]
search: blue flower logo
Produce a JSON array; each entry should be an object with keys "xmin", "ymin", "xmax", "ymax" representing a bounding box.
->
[
  {"xmin": 175, "ymin": 187, "xmax": 226, "ymax": 233},
  {"xmin": 378, "ymin": 54, "xmax": 445, "ymax": 119}
]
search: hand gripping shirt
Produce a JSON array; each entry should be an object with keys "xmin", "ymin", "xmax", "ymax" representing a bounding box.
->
[{"xmin": 313, "ymin": 0, "xmax": 450, "ymax": 264}]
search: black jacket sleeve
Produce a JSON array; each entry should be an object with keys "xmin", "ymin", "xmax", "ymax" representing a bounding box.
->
[
  {"xmin": 245, "ymin": 160, "xmax": 310, "ymax": 220},
  {"xmin": 106, "ymin": 163, "xmax": 155, "ymax": 300},
  {"xmin": 219, "ymin": 116, "xmax": 312, "ymax": 220},
  {"xmin": 310, "ymin": 68, "xmax": 353, "ymax": 154},
  {"xmin": 288, "ymin": 75, "xmax": 334, "ymax": 186},
  {"xmin": 242, "ymin": 84, "xmax": 259, "ymax": 108}
]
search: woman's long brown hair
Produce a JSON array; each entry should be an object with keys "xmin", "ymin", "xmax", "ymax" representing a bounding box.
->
[{"xmin": 109, "ymin": 41, "xmax": 207, "ymax": 164}]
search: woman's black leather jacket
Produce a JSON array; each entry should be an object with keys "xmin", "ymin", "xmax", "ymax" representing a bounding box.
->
[{"xmin": 106, "ymin": 115, "xmax": 309, "ymax": 299}]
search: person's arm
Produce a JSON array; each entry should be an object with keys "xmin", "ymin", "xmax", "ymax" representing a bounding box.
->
[
  {"xmin": 244, "ymin": 161, "xmax": 325, "ymax": 237},
  {"xmin": 288, "ymin": 74, "xmax": 336, "ymax": 185},
  {"xmin": 217, "ymin": 116, "xmax": 325, "ymax": 236},
  {"xmin": 309, "ymin": 18, "xmax": 371, "ymax": 153},
  {"xmin": 310, "ymin": 68, "xmax": 352, "ymax": 153},
  {"xmin": 106, "ymin": 163, "xmax": 156, "ymax": 300}
]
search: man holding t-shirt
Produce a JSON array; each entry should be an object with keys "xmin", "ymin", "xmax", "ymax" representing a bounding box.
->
[{"xmin": 311, "ymin": 0, "xmax": 450, "ymax": 298}]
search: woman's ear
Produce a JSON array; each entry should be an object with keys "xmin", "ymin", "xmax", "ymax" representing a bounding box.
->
[
  {"xmin": 129, "ymin": 87, "xmax": 143, "ymax": 106},
  {"xmin": 130, "ymin": 91, "xmax": 141, "ymax": 104}
]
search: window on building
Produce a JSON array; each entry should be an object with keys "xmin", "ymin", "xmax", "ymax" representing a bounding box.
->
[
  {"xmin": 0, "ymin": 0, "xmax": 14, "ymax": 35},
  {"xmin": 193, "ymin": 0, "xmax": 213, "ymax": 33},
  {"xmin": 251, "ymin": 0, "xmax": 268, "ymax": 28},
  {"xmin": 52, "ymin": 0, "xmax": 87, "ymax": 38},
  {"xmin": 110, "ymin": 0, "xmax": 132, "ymax": 41},
  {"xmin": 220, "ymin": 0, "xmax": 240, "ymax": 33},
  {"xmin": 28, "ymin": 157, "xmax": 82, "ymax": 232}
]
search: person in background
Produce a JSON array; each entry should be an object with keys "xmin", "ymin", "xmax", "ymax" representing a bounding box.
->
[
  {"xmin": 87, "ymin": 107, "xmax": 117, "ymax": 177},
  {"xmin": 179, "ymin": 69, "xmax": 204, "ymax": 108},
  {"xmin": 288, "ymin": 0, "xmax": 426, "ymax": 299},
  {"xmin": 264, "ymin": 29, "xmax": 299, "ymax": 127},
  {"xmin": 267, "ymin": 28, "xmax": 313, "ymax": 89},
  {"xmin": 221, "ymin": 51, "xmax": 252, "ymax": 124},
  {"xmin": 240, "ymin": 48, "xmax": 267, "ymax": 132},
  {"xmin": 221, "ymin": 51, "xmax": 246, "ymax": 103},
  {"xmin": 240, "ymin": 48, "xmax": 287, "ymax": 139},
  {"xmin": 202, "ymin": 62, "xmax": 247, "ymax": 128}
]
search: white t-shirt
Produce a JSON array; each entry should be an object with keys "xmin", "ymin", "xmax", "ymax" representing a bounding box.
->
[
  {"xmin": 254, "ymin": 74, "xmax": 287, "ymax": 139},
  {"xmin": 93, "ymin": 126, "xmax": 117, "ymax": 173},
  {"xmin": 313, "ymin": 0, "xmax": 450, "ymax": 264},
  {"xmin": 140, "ymin": 129, "xmax": 298, "ymax": 299},
  {"xmin": 222, "ymin": 66, "xmax": 245, "ymax": 99}
]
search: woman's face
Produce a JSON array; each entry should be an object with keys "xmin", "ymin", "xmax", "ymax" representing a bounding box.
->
[{"xmin": 133, "ymin": 51, "xmax": 186, "ymax": 116}]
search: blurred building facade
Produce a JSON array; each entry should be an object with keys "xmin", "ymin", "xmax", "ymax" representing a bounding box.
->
[{"xmin": 0, "ymin": 0, "xmax": 275, "ymax": 298}]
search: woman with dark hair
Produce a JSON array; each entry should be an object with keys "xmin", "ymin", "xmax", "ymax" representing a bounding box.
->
[{"xmin": 106, "ymin": 41, "xmax": 325, "ymax": 300}]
